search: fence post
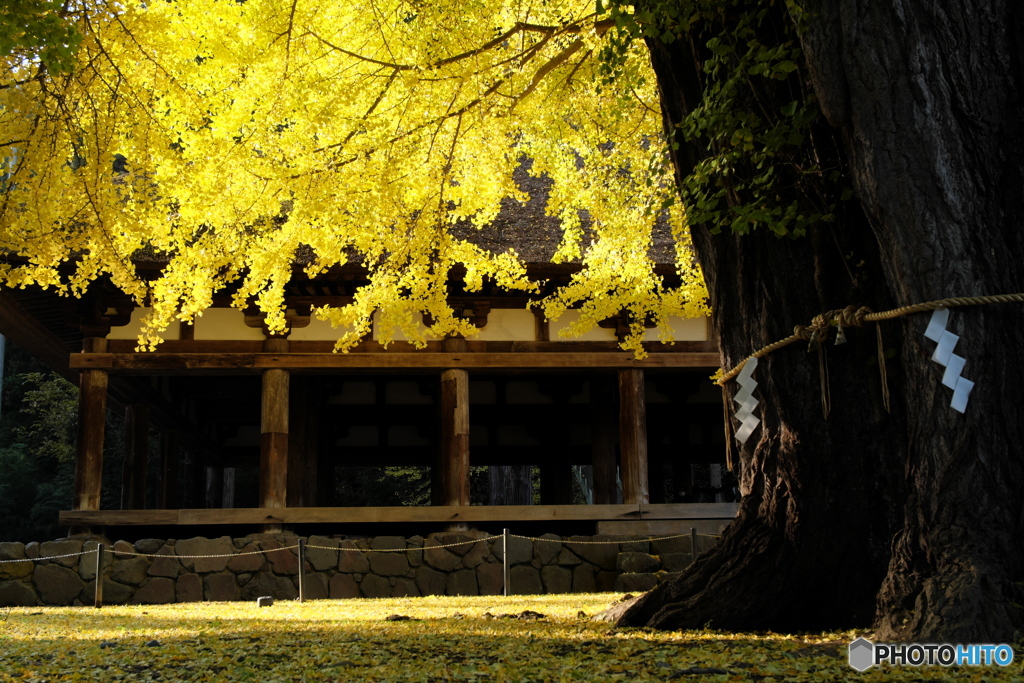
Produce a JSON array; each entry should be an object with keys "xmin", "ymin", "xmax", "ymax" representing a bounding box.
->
[
  {"xmin": 690, "ymin": 528, "xmax": 697, "ymax": 566},
  {"xmin": 298, "ymin": 538, "xmax": 306, "ymax": 603},
  {"xmin": 94, "ymin": 543, "xmax": 105, "ymax": 608},
  {"xmin": 503, "ymin": 528, "xmax": 510, "ymax": 597}
]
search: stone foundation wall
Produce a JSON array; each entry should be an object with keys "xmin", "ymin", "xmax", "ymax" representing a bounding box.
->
[{"xmin": 0, "ymin": 531, "xmax": 721, "ymax": 606}]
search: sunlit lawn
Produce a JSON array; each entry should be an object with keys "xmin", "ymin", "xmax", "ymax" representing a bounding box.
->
[{"xmin": 1, "ymin": 594, "xmax": 1020, "ymax": 681}]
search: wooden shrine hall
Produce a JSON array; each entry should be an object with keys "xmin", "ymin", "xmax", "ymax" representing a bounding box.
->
[{"xmin": 0, "ymin": 181, "xmax": 739, "ymax": 535}]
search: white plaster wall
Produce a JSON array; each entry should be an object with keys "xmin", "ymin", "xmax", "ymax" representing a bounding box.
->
[
  {"xmin": 288, "ymin": 314, "xmax": 342, "ymax": 341},
  {"xmin": 107, "ymin": 307, "xmax": 181, "ymax": 341},
  {"xmin": 193, "ymin": 308, "xmax": 265, "ymax": 341},
  {"xmin": 474, "ymin": 309, "xmax": 536, "ymax": 341},
  {"xmin": 643, "ymin": 315, "xmax": 709, "ymax": 342}
]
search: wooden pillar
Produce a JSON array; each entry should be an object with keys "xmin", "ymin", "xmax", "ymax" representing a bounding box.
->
[
  {"xmin": 120, "ymin": 403, "xmax": 149, "ymax": 510},
  {"xmin": 73, "ymin": 363, "xmax": 108, "ymax": 512},
  {"xmin": 591, "ymin": 376, "xmax": 618, "ymax": 505},
  {"xmin": 618, "ymin": 369, "xmax": 649, "ymax": 505},
  {"xmin": 260, "ymin": 338, "xmax": 289, "ymax": 510},
  {"xmin": 160, "ymin": 430, "xmax": 180, "ymax": 509},
  {"xmin": 438, "ymin": 368, "xmax": 470, "ymax": 508}
]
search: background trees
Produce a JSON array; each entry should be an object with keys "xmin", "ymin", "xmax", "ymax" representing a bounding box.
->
[{"xmin": 1, "ymin": 0, "xmax": 705, "ymax": 353}]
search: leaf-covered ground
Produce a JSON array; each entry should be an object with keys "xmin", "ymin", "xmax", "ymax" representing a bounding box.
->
[{"xmin": 1, "ymin": 594, "xmax": 1020, "ymax": 681}]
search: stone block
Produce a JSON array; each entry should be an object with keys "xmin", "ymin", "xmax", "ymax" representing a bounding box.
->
[
  {"xmin": 0, "ymin": 580, "xmax": 38, "ymax": 606},
  {"xmin": 227, "ymin": 544, "xmax": 265, "ymax": 573},
  {"xmin": 370, "ymin": 536, "xmax": 406, "ymax": 551},
  {"xmin": 596, "ymin": 571, "xmax": 617, "ymax": 592},
  {"xmin": 148, "ymin": 546, "xmax": 181, "ymax": 578},
  {"xmin": 493, "ymin": 534, "xmax": 533, "ymax": 566},
  {"xmin": 446, "ymin": 569, "xmax": 478, "ymax": 596},
  {"xmin": 509, "ymin": 565, "xmax": 543, "ymax": 595},
  {"xmin": 262, "ymin": 539, "xmax": 299, "ymax": 576},
  {"xmin": 39, "ymin": 540, "xmax": 83, "ymax": 568},
  {"xmin": 406, "ymin": 536, "xmax": 424, "ymax": 567},
  {"xmin": 338, "ymin": 540, "xmax": 370, "ymax": 574},
  {"xmin": 415, "ymin": 566, "xmax": 446, "ymax": 596},
  {"xmin": 422, "ymin": 540, "xmax": 460, "ymax": 572},
  {"xmin": 392, "ymin": 577, "xmax": 419, "ymax": 597},
  {"xmin": 111, "ymin": 556, "xmax": 151, "ymax": 586},
  {"xmin": 535, "ymin": 534, "xmax": 563, "ymax": 565},
  {"xmin": 431, "ymin": 531, "xmax": 489, "ymax": 557},
  {"xmin": 34, "ymin": 564, "xmax": 84, "ymax": 604},
  {"xmin": 175, "ymin": 537, "xmax": 234, "ymax": 573},
  {"xmin": 134, "ymin": 538, "xmax": 165, "ymax": 555},
  {"xmin": 614, "ymin": 573, "xmax": 658, "ymax": 593},
  {"xmin": 461, "ymin": 540, "xmax": 489, "ymax": 569},
  {"xmin": 240, "ymin": 572, "xmax": 297, "ymax": 601},
  {"xmin": 650, "ymin": 535, "xmax": 688, "ymax": 556},
  {"xmin": 176, "ymin": 573, "xmax": 203, "ymax": 603},
  {"xmin": 567, "ymin": 536, "xmax": 618, "ymax": 571},
  {"xmin": 92, "ymin": 578, "xmax": 134, "ymax": 605},
  {"xmin": 0, "ymin": 542, "xmax": 26, "ymax": 561},
  {"xmin": 617, "ymin": 538, "xmax": 649, "ymax": 554},
  {"xmin": 112, "ymin": 540, "xmax": 135, "ymax": 559},
  {"xmin": 572, "ymin": 565, "xmax": 596, "ymax": 593},
  {"xmin": 303, "ymin": 573, "xmax": 329, "ymax": 600},
  {"xmin": 329, "ymin": 573, "xmax": 360, "ymax": 599},
  {"xmin": 368, "ymin": 552, "xmax": 409, "ymax": 577},
  {"xmin": 555, "ymin": 547, "xmax": 582, "ymax": 567},
  {"xmin": 0, "ymin": 556, "xmax": 33, "ymax": 581},
  {"xmin": 204, "ymin": 572, "xmax": 238, "ymax": 601},
  {"xmin": 617, "ymin": 552, "xmax": 660, "ymax": 574},
  {"xmin": 360, "ymin": 573, "xmax": 391, "ymax": 598},
  {"xmin": 78, "ymin": 541, "xmax": 112, "ymax": 581},
  {"xmin": 541, "ymin": 565, "xmax": 572, "ymax": 594},
  {"xmin": 24, "ymin": 542, "xmax": 40, "ymax": 559},
  {"xmin": 476, "ymin": 563, "xmax": 504, "ymax": 596},
  {"xmin": 132, "ymin": 577, "xmax": 175, "ymax": 604},
  {"xmin": 305, "ymin": 536, "xmax": 339, "ymax": 572},
  {"xmin": 660, "ymin": 552, "xmax": 693, "ymax": 573}
]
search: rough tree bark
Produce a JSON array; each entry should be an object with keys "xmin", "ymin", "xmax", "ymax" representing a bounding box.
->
[{"xmin": 617, "ymin": 0, "xmax": 1024, "ymax": 642}]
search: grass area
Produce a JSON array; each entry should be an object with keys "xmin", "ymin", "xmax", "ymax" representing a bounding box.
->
[{"xmin": 1, "ymin": 594, "xmax": 1020, "ymax": 681}]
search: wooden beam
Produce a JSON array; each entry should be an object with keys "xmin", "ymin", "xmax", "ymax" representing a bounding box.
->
[
  {"xmin": 120, "ymin": 403, "xmax": 149, "ymax": 510},
  {"xmin": 58, "ymin": 503, "xmax": 740, "ymax": 527},
  {"xmin": 639, "ymin": 502, "xmax": 740, "ymax": 519},
  {"xmin": 0, "ymin": 290, "xmax": 76, "ymax": 382},
  {"xmin": 103, "ymin": 339, "xmax": 719, "ymax": 355},
  {"xmin": 618, "ymin": 369, "xmax": 649, "ymax": 505},
  {"xmin": 437, "ymin": 368, "xmax": 470, "ymax": 507},
  {"xmin": 59, "ymin": 503, "xmax": 649, "ymax": 526},
  {"xmin": 73, "ymin": 351, "xmax": 108, "ymax": 511},
  {"xmin": 70, "ymin": 351, "xmax": 720, "ymax": 373},
  {"xmin": 260, "ymin": 339, "xmax": 289, "ymax": 511}
]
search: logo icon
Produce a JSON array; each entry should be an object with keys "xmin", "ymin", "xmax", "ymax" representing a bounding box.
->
[{"xmin": 848, "ymin": 637, "xmax": 874, "ymax": 671}]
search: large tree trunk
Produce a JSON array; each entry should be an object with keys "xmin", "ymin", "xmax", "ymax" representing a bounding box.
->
[{"xmin": 618, "ymin": 0, "xmax": 1024, "ymax": 642}]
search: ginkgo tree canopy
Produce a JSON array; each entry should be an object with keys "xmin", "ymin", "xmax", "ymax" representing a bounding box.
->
[{"xmin": 0, "ymin": 0, "xmax": 707, "ymax": 354}]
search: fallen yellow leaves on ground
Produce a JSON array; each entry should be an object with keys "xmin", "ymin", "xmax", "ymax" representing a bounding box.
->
[{"xmin": 0, "ymin": 594, "xmax": 1018, "ymax": 681}]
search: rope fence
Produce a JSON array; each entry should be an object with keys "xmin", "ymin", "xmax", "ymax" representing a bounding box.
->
[{"xmin": 1, "ymin": 528, "xmax": 723, "ymax": 607}]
